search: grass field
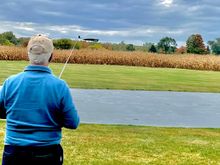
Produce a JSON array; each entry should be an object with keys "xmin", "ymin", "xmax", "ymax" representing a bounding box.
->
[
  {"xmin": 1, "ymin": 60, "xmax": 220, "ymax": 164},
  {"xmin": 1, "ymin": 60, "xmax": 220, "ymax": 92},
  {"xmin": 0, "ymin": 121, "xmax": 219, "ymax": 165}
]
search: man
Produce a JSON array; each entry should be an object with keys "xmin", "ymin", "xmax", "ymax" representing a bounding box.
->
[{"xmin": 0, "ymin": 34, "xmax": 80, "ymax": 165}]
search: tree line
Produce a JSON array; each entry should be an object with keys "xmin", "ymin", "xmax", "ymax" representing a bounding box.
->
[{"xmin": 0, "ymin": 31, "xmax": 220, "ymax": 55}]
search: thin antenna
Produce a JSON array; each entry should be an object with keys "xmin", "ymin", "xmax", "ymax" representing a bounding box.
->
[{"xmin": 59, "ymin": 36, "xmax": 81, "ymax": 79}]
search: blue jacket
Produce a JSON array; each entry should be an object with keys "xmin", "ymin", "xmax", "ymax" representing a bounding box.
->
[{"xmin": 0, "ymin": 65, "xmax": 80, "ymax": 146}]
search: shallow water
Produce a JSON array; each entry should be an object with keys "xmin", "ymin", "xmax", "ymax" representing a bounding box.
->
[{"xmin": 71, "ymin": 89, "xmax": 220, "ymax": 128}]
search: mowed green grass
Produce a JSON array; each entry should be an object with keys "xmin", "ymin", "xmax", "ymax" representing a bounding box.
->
[
  {"xmin": 1, "ymin": 60, "xmax": 220, "ymax": 92},
  {"xmin": 0, "ymin": 61, "xmax": 220, "ymax": 164},
  {"xmin": 0, "ymin": 121, "xmax": 219, "ymax": 165}
]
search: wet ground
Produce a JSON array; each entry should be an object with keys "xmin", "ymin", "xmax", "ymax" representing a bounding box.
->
[{"xmin": 71, "ymin": 89, "xmax": 220, "ymax": 128}]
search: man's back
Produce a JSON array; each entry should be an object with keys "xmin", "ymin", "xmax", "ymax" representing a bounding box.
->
[
  {"xmin": 1, "ymin": 34, "xmax": 79, "ymax": 165},
  {"xmin": 1, "ymin": 65, "xmax": 79, "ymax": 146}
]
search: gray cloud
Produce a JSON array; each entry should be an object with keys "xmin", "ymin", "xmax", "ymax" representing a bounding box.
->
[{"xmin": 0, "ymin": 0, "xmax": 219, "ymax": 45}]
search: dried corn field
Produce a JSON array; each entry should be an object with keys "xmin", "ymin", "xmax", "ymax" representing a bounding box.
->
[{"xmin": 1, "ymin": 46, "xmax": 220, "ymax": 71}]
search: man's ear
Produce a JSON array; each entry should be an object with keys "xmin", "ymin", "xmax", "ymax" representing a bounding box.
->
[{"xmin": 48, "ymin": 53, "xmax": 53, "ymax": 62}]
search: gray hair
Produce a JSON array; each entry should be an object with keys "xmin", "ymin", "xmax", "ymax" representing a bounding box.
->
[{"xmin": 28, "ymin": 52, "xmax": 51, "ymax": 65}]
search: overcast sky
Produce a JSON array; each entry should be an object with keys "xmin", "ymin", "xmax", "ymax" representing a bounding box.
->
[{"xmin": 0, "ymin": 0, "xmax": 219, "ymax": 46}]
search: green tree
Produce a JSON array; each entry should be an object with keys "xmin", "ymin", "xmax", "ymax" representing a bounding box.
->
[
  {"xmin": 143, "ymin": 42, "xmax": 154, "ymax": 51},
  {"xmin": 208, "ymin": 38, "xmax": 220, "ymax": 55},
  {"xmin": 89, "ymin": 43, "xmax": 103, "ymax": 49},
  {"xmin": 157, "ymin": 37, "xmax": 177, "ymax": 54},
  {"xmin": 102, "ymin": 43, "xmax": 112, "ymax": 50},
  {"xmin": 118, "ymin": 41, "xmax": 127, "ymax": 51},
  {"xmin": 0, "ymin": 36, "xmax": 5, "ymax": 45},
  {"xmin": 17, "ymin": 37, "xmax": 30, "ymax": 47},
  {"xmin": 126, "ymin": 44, "xmax": 135, "ymax": 51},
  {"xmin": 148, "ymin": 44, "xmax": 157, "ymax": 53},
  {"xmin": 72, "ymin": 41, "xmax": 82, "ymax": 50},
  {"xmin": 0, "ymin": 31, "xmax": 18, "ymax": 45},
  {"xmin": 1, "ymin": 39, "xmax": 14, "ymax": 46},
  {"xmin": 206, "ymin": 46, "xmax": 210, "ymax": 54},
  {"xmin": 112, "ymin": 41, "xmax": 126, "ymax": 51},
  {"xmin": 186, "ymin": 34, "xmax": 207, "ymax": 54},
  {"xmin": 53, "ymin": 39, "xmax": 73, "ymax": 49}
]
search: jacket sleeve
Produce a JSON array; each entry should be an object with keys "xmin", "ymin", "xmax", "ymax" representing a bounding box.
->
[
  {"xmin": 60, "ymin": 83, "xmax": 80, "ymax": 129},
  {"xmin": 0, "ymin": 81, "xmax": 6, "ymax": 119}
]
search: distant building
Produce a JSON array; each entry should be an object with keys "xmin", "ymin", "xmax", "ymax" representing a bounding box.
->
[{"xmin": 83, "ymin": 38, "xmax": 99, "ymax": 42}]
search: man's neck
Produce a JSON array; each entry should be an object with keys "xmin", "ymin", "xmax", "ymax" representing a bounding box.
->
[{"xmin": 30, "ymin": 63, "xmax": 49, "ymax": 66}]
